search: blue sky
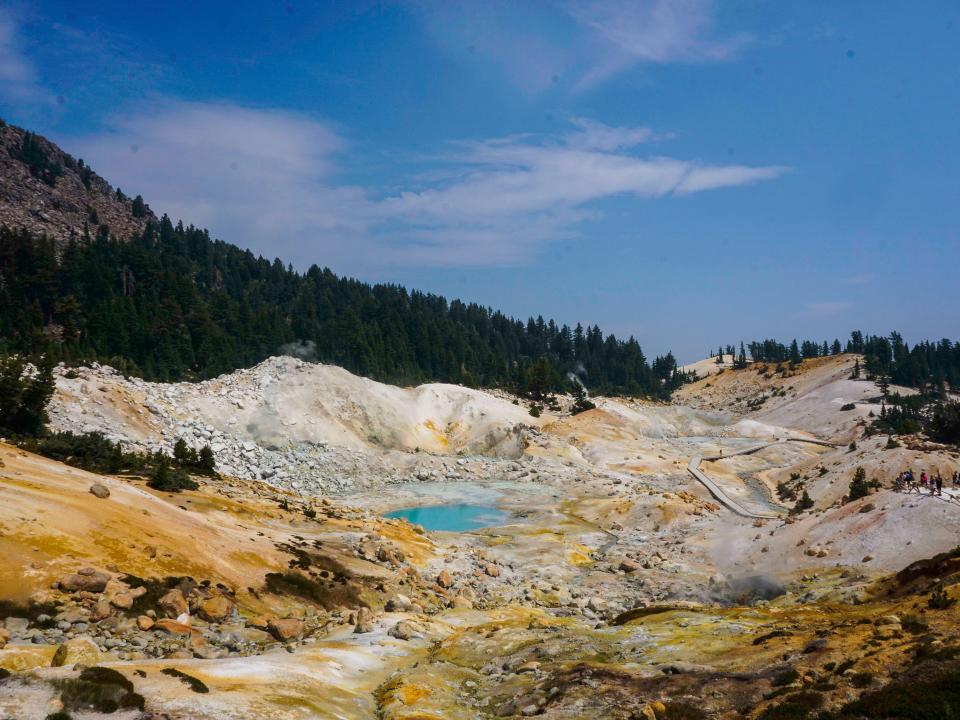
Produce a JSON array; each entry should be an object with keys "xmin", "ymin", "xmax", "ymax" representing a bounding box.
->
[{"xmin": 1, "ymin": 1, "xmax": 958, "ymax": 361}]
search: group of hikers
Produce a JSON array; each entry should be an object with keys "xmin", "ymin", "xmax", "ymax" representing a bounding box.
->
[{"xmin": 894, "ymin": 469, "xmax": 960, "ymax": 496}]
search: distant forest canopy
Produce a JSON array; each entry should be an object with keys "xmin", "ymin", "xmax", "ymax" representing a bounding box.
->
[
  {"xmin": 0, "ymin": 221, "xmax": 691, "ymax": 398},
  {"xmin": 714, "ymin": 331, "xmax": 960, "ymax": 391}
]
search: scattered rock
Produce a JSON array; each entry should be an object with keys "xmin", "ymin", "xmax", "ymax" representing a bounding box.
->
[
  {"xmin": 437, "ymin": 570, "xmax": 454, "ymax": 589},
  {"xmin": 89, "ymin": 482, "xmax": 110, "ymax": 499},
  {"xmin": 0, "ymin": 628, "xmax": 9, "ymax": 648},
  {"xmin": 619, "ymin": 558, "xmax": 642, "ymax": 573}
]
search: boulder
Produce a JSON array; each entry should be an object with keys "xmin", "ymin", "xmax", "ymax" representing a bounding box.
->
[
  {"xmin": 198, "ymin": 596, "xmax": 234, "ymax": 623},
  {"xmin": 111, "ymin": 591, "xmax": 135, "ymax": 610},
  {"xmin": 3, "ymin": 617, "xmax": 29, "ymax": 633},
  {"xmin": 450, "ymin": 594, "xmax": 473, "ymax": 610},
  {"xmin": 267, "ymin": 618, "xmax": 303, "ymax": 641},
  {"xmin": 158, "ymin": 588, "xmax": 188, "ymax": 618},
  {"xmin": 136, "ymin": 615, "xmax": 155, "ymax": 631},
  {"xmin": 89, "ymin": 483, "xmax": 110, "ymax": 499},
  {"xmin": 59, "ymin": 568, "xmax": 110, "ymax": 593},
  {"xmin": 353, "ymin": 608, "xmax": 374, "ymax": 634},
  {"xmin": 154, "ymin": 619, "xmax": 193, "ymax": 635},
  {"xmin": 619, "ymin": 558, "xmax": 642, "ymax": 573},
  {"xmin": 484, "ymin": 564, "xmax": 501, "ymax": 577},
  {"xmin": 51, "ymin": 637, "xmax": 100, "ymax": 667},
  {"xmin": 388, "ymin": 621, "xmax": 416, "ymax": 641},
  {"xmin": 384, "ymin": 594, "xmax": 413, "ymax": 612},
  {"xmin": 587, "ymin": 597, "xmax": 607, "ymax": 613},
  {"xmin": 90, "ymin": 598, "xmax": 113, "ymax": 622},
  {"xmin": 0, "ymin": 628, "xmax": 9, "ymax": 648},
  {"xmin": 437, "ymin": 570, "xmax": 454, "ymax": 589}
]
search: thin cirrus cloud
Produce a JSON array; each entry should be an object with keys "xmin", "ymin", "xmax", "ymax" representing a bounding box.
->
[
  {"xmin": 418, "ymin": 0, "xmax": 749, "ymax": 95},
  {"xmin": 806, "ymin": 301, "xmax": 855, "ymax": 317},
  {"xmin": 67, "ymin": 100, "xmax": 787, "ymax": 271}
]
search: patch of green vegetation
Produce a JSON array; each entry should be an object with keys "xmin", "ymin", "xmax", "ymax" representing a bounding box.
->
[
  {"xmin": 758, "ymin": 691, "xmax": 823, "ymax": 720},
  {"xmin": 834, "ymin": 659, "xmax": 856, "ymax": 675},
  {"xmin": 0, "ymin": 598, "xmax": 59, "ymax": 622},
  {"xmin": 837, "ymin": 669, "xmax": 960, "ymax": 718},
  {"xmin": 928, "ymin": 584, "xmax": 956, "ymax": 610},
  {"xmin": 57, "ymin": 666, "xmax": 144, "ymax": 714},
  {"xmin": 850, "ymin": 671, "xmax": 875, "ymax": 688},
  {"xmin": 772, "ymin": 669, "xmax": 800, "ymax": 687},
  {"xmin": 753, "ymin": 629, "xmax": 794, "ymax": 646},
  {"xmin": 161, "ymin": 667, "xmax": 209, "ymax": 693},
  {"xmin": 659, "ymin": 702, "xmax": 708, "ymax": 719},
  {"xmin": 264, "ymin": 570, "xmax": 365, "ymax": 610}
]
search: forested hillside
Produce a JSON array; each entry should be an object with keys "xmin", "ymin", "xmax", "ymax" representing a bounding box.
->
[
  {"xmin": 0, "ymin": 221, "xmax": 687, "ymax": 396},
  {"xmin": 716, "ymin": 332, "xmax": 960, "ymax": 391}
]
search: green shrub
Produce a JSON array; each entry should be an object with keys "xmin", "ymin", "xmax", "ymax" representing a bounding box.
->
[
  {"xmin": 57, "ymin": 666, "xmax": 144, "ymax": 714},
  {"xmin": 147, "ymin": 456, "xmax": 198, "ymax": 492},
  {"xmin": 758, "ymin": 691, "xmax": 823, "ymax": 720},
  {"xmin": 792, "ymin": 490, "xmax": 814, "ymax": 513},
  {"xmin": 838, "ymin": 669, "xmax": 960, "ymax": 718},
  {"xmin": 929, "ymin": 584, "xmax": 956, "ymax": 610},
  {"xmin": 772, "ymin": 669, "xmax": 800, "ymax": 687},
  {"xmin": 161, "ymin": 667, "xmax": 209, "ymax": 693}
]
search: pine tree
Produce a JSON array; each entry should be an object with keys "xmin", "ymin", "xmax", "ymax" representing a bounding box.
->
[
  {"xmin": 198, "ymin": 445, "xmax": 217, "ymax": 475},
  {"xmin": 789, "ymin": 339, "xmax": 801, "ymax": 365},
  {"xmin": 847, "ymin": 467, "xmax": 870, "ymax": 502},
  {"xmin": 793, "ymin": 490, "xmax": 814, "ymax": 513}
]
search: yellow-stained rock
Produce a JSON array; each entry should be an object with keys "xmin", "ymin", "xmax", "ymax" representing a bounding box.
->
[{"xmin": 51, "ymin": 637, "xmax": 100, "ymax": 667}]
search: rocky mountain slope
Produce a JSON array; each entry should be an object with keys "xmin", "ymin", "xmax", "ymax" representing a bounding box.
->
[{"xmin": 0, "ymin": 120, "xmax": 155, "ymax": 245}]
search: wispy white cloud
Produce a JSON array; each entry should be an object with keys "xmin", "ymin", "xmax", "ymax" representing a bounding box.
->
[
  {"xmin": 376, "ymin": 120, "xmax": 786, "ymax": 264},
  {"xmin": 417, "ymin": 0, "xmax": 748, "ymax": 95},
  {"xmin": 68, "ymin": 101, "xmax": 786, "ymax": 270},
  {"xmin": 67, "ymin": 100, "xmax": 374, "ymax": 270},
  {"xmin": 0, "ymin": 6, "xmax": 53, "ymax": 106}
]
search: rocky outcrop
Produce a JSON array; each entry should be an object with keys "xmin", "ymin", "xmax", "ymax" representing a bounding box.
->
[{"xmin": 0, "ymin": 122, "xmax": 155, "ymax": 247}]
